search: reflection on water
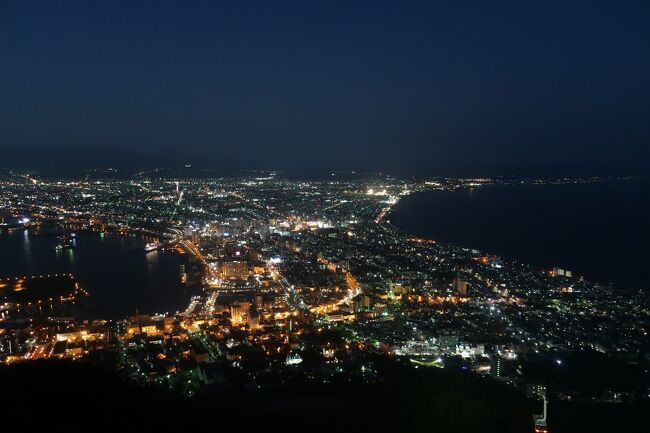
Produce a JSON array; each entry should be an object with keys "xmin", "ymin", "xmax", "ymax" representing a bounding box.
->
[
  {"xmin": 23, "ymin": 228, "xmax": 32, "ymax": 265},
  {"xmin": 0, "ymin": 229, "xmax": 191, "ymax": 319}
]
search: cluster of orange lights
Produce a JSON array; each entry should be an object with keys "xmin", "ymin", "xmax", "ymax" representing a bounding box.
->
[
  {"xmin": 408, "ymin": 237, "xmax": 436, "ymax": 244},
  {"xmin": 472, "ymin": 256, "xmax": 491, "ymax": 265},
  {"xmin": 406, "ymin": 294, "xmax": 469, "ymax": 305}
]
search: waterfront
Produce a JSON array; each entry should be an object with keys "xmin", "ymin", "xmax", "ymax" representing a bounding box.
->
[
  {"xmin": 0, "ymin": 229, "xmax": 190, "ymax": 319},
  {"xmin": 392, "ymin": 179, "xmax": 650, "ymax": 291},
  {"xmin": 1, "ymin": 173, "xmax": 648, "ymax": 433}
]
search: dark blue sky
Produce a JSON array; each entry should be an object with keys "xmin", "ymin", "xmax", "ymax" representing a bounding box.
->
[{"xmin": 1, "ymin": 1, "xmax": 649, "ymax": 176}]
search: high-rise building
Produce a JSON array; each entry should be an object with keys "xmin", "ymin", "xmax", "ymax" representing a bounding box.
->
[
  {"xmin": 248, "ymin": 308, "xmax": 260, "ymax": 330},
  {"xmin": 220, "ymin": 261, "xmax": 250, "ymax": 279},
  {"xmin": 453, "ymin": 275, "xmax": 468, "ymax": 295},
  {"xmin": 438, "ymin": 332, "xmax": 459, "ymax": 352},
  {"xmin": 230, "ymin": 301, "xmax": 251, "ymax": 326},
  {"xmin": 254, "ymin": 294, "xmax": 263, "ymax": 309}
]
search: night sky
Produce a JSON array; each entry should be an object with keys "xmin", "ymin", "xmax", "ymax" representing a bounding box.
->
[{"xmin": 1, "ymin": 1, "xmax": 649, "ymax": 176}]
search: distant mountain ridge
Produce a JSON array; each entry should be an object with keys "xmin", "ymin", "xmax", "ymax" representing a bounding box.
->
[
  {"xmin": 0, "ymin": 145, "xmax": 173, "ymax": 177},
  {"xmin": 1, "ymin": 145, "xmax": 648, "ymax": 179}
]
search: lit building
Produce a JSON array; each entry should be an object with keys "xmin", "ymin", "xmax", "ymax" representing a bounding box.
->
[
  {"xmin": 230, "ymin": 301, "xmax": 251, "ymax": 326},
  {"xmin": 453, "ymin": 276, "xmax": 468, "ymax": 295},
  {"xmin": 220, "ymin": 261, "xmax": 250, "ymax": 279}
]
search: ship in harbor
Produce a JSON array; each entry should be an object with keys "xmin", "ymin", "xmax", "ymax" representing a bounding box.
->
[
  {"xmin": 55, "ymin": 234, "xmax": 76, "ymax": 250},
  {"xmin": 145, "ymin": 241, "xmax": 161, "ymax": 252}
]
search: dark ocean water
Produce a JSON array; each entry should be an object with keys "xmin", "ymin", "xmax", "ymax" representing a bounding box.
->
[
  {"xmin": 391, "ymin": 179, "xmax": 650, "ymax": 290},
  {"xmin": 0, "ymin": 230, "xmax": 190, "ymax": 318}
]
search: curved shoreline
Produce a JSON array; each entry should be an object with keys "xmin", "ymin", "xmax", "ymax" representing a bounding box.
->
[
  {"xmin": 388, "ymin": 182, "xmax": 650, "ymax": 291},
  {"xmin": 0, "ymin": 229, "xmax": 189, "ymax": 319}
]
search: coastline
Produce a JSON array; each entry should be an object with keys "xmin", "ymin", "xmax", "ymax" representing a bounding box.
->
[
  {"xmin": 0, "ymin": 229, "xmax": 190, "ymax": 319},
  {"xmin": 388, "ymin": 180, "xmax": 650, "ymax": 291}
]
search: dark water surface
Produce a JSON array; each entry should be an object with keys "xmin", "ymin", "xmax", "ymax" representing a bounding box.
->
[
  {"xmin": 392, "ymin": 179, "xmax": 650, "ymax": 290},
  {"xmin": 0, "ymin": 229, "xmax": 189, "ymax": 318}
]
